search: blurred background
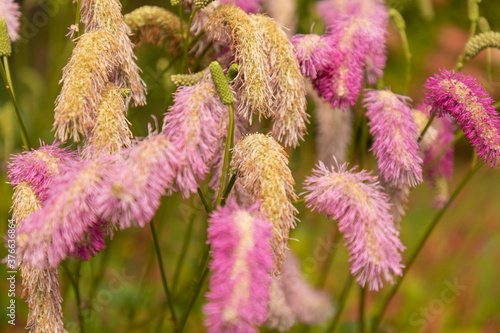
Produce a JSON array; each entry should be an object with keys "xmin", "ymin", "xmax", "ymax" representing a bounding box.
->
[{"xmin": 1, "ymin": 0, "xmax": 500, "ymax": 332}]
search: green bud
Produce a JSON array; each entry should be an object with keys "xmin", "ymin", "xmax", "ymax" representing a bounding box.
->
[
  {"xmin": 0, "ymin": 19, "xmax": 12, "ymax": 57},
  {"xmin": 194, "ymin": 0, "xmax": 213, "ymax": 9},
  {"xmin": 226, "ymin": 63, "xmax": 239, "ymax": 81},
  {"xmin": 170, "ymin": 0, "xmax": 180, "ymax": 6},
  {"xmin": 171, "ymin": 69, "xmax": 207, "ymax": 87},
  {"xmin": 478, "ymin": 17, "xmax": 490, "ymax": 33},
  {"xmin": 389, "ymin": 8, "xmax": 406, "ymax": 31},
  {"xmin": 468, "ymin": 0, "xmax": 479, "ymax": 23},
  {"xmin": 210, "ymin": 61, "xmax": 234, "ymax": 105},
  {"xmin": 464, "ymin": 31, "xmax": 500, "ymax": 61}
]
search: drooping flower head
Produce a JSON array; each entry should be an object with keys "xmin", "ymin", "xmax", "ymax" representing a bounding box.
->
[
  {"xmin": 163, "ymin": 76, "xmax": 227, "ymax": 197},
  {"xmin": 17, "ymin": 157, "xmax": 114, "ymax": 269},
  {"xmin": 313, "ymin": 0, "xmax": 389, "ymax": 109},
  {"xmin": 82, "ymin": 82, "xmax": 132, "ymax": 158},
  {"xmin": 80, "ymin": 0, "xmax": 146, "ymax": 106},
  {"xmin": 204, "ymin": 200, "xmax": 273, "ymax": 333},
  {"xmin": 364, "ymin": 89, "xmax": 423, "ymax": 188},
  {"xmin": 0, "ymin": 0, "xmax": 21, "ymax": 41},
  {"xmin": 207, "ymin": 4, "xmax": 272, "ymax": 121},
  {"xmin": 291, "ymin": 33, "xmax": 333, "ymax": 79},
  {"xmin": 253, "ymin": 14, "xmax": 308, "ymax": 147},
  {"xmin": 97, "ymin": 132, "xmax": 179, "ymax": 229},
  {"xmin": 8, "ymin": 142, "xmax": 78, "ymax": 202},
  {"xmin": 231, "ymin": 134, "xmax": 298, "ymax": 273},
  {"xmin": 303, "ymin": 161, "xmax": 405, "ymax": 291},
  {"xmin": 124, "ymin": 6, "xmax": 184, "ymax": 54},
  {"xmin": 54, "ymin": 30, "xmax": 126, "ymax": 142},
  {"xmin": 424, "ymin": 69, "xmax": 500, "ymax": 167}
]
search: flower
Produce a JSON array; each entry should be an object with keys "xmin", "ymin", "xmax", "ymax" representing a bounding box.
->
[
  {"xmin": 364, "ymin": 89, "xmax": 423, "ymax": 188},
  {"xmin": 97, "ymin": 132, "xmax": 179, "ymax": 229},
  {"xmin": 17, "ymin": 157, "xmax": 114, "ymax": 269},
  {"xmin": 291, "ymin": 33, "xmax": 333, "ymax": 79},
  {"xmin": 80, "ymin": 0, "xmax": 146, "ymax": 106},
  {"xmin": 221, "ymin": 0, "xmax": 263, "ymax": 13},
  {"xmin": 231, "ymin": 134, "xmax": 298, "ymax": 273},
  {"xmin": 303, "ymin": 161, "xmax": 405, "ymax": 291},
  {"xmin": 204, "ymin": 200, "xmax": 273, "ymax": 333},
  {"xmin": 424, "ymin": 69, "xmax": 500, "ymax": 167},
  {"xmin": 163, "ymin": 77, "xmax": 227, "ymax": 197},
  {"xmin": 0, "ymin": 0, "xmax": 21, "ymax": 41}
]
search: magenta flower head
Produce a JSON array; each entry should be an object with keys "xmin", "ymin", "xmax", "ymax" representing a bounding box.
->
[
  {"xmin": 291, "ymin": 33, "xmax": 333, "ymax": 79},
  {"xmin": 303, "ymin": 161, "xmax": 405, "ymax": 291},
  {"xmin": 97, "ymin": 131, "xmax": 179, "ymax": 230},
  {"xmin": 364, "ymin": 89, "xmax": 423, "ymax": 188},
  {"xmin": 0, "ymin": 0, "xmax": 21, "ymax": 41},
  {"xmin": 204, "ymin": 200, "xmax": 273, "ymax": 333},
  {"xmin": 163, "ymin": 78, "xmax": 227, "ymax": 197},
  {"xmin": 17, "ymin": 156, "xmax": 115, "ymax": 269},
  {"xmin": 7, "ymin": 142, "xmax": 78, "ymax": 202},
  {"xmin": 424, "ymin": 69, "xmax": 500, "ymax": 167}
]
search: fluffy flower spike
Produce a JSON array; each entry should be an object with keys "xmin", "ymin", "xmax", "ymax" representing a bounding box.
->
[
  {"xmin": 364, "ymin": 89, "xmax": 423, "ymax": 188},
  {"xmin": 424, "ymin": 69, "xmax": 500, "ymax": 167},
  {"xmin": 204, "ymin": 200, "xmax": 273, "ymax": 333},
  {"xmin": 0, "ymin": 0, "xmax": 21, "ymax": 41},
  {"xmin": 231, "ymin": 133, "xmax": 298, "ymax": 273},
  {"xmin": 303, "ymin": 161, "xmax": 405, "ymax": 291}
]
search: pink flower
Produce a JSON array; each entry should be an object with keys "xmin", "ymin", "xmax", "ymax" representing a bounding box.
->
[
  {"xmin": 303, "ymin": 161, "xmax": 405, "ymax": 291},
  {"xmin": 423, "ymin": 114, "xmax": 455, "ymax": 183},
  {"xmin": 424, "ymin": 69, "xmax": 500, "ymax": 167},
  {"xmin": 96, "ymin": 132, "xmax": 179, "ymax": 229},
  {"xmin": 17, "ymin": 157, "xmax": 115, "ymax": 269},
  {"xmin": 312, "ymin": 0, "xmax": 389, "ymax": 109},
  {"xmin": 163, "ymin": 79, "xmax": 227, "ymax": 197},
  {"xmin": 204, "ymin": 200, "xmax": 273, "ymax": 332},
  {"xmin": 291, "ymin": 34, "xmax": 333, "ymax": 79},
  {"xmin": 7, "ymin": 142, "xmax": 78, "ymax": 202},
  {"xmin": 0, "ymin": 0, "xmax": 21, "ymax": 41},
  {"xmin": 364, "ymin": 89, "xmax": 423, "ymax": 188}
]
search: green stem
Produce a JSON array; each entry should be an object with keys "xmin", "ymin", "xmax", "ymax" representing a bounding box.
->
[
  {"xmin": 197, "ymin": 188, "xmax": 212, "ymax": 214},
  {"xmin": 172, "ymin": 210, "xmax": 197, "ymax": 293},
  {"xmin": 360, "ymin": 115, "xmax": 368, "ymax": 169},
  {"xmin": 417, "ymin": 113, "xmax": 436, "ymax": 143},
  {"xmin": 370, "ymin": 162, "xmax": 483, "ymax": 332},
  {"xmin": 178, "ymin": 266, "xmax": 209, "ymax": 333},
  {"xmin": 316, "ymin": 229, "xmax": 339, "ymax": 288},
  {"xmin": 75, "ymin": 0, "xmax": 82, "ymax": 36},
  {"xmin": 360, "ymin": 287, "xmax": 366, "ymax": 333},
  {"xmin": 182, "ymin": 8, "xmax": 198, "ymax": 73},
  {"xmin": 220, "ymin": 173, "xmax": 237, "ymax": 207},
  {"xmin": 398, "ymin": 29, "xmax": 411, "ymax": 95},
  {"xmin": 1, "ymin": 56, "xmax": 31, "ymax": 150},
  {"xmin": 216, "ymin": 103, "xmax": 235, "ymax": 207},
  {"xmin": 327, "ymin": 275, "xmax": 354, "ymax": 333},
  {"xmin": 150, "ymin": 220, "xmax": 178, "ymax": 329},
  {"xmin": 62, "ymin": 261, "xmax": 84, "ymax": 333},
  {"xmin": 292, "ymin": 198, "xmax": 305, "ymax": 205}
]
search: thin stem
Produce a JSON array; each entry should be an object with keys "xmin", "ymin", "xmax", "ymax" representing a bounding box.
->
[
  {"xmin": 75, "ymin": 0, "xmax": 82, "ymax": 36},
  {"xmin": 371, "ymin": 162, "xmax": 483, "ymax": 333},
  {"xmin": 398, "ymin": 29, "xmax": 411, "ymax": 95},
  {"xmin": 1, "ymin": 56, "xmax": 31, "ymax": 150},
  {"xmin": 172, "ymin": 209, "xmax": 197, "ymax": 293},
  {"xmin": 327, "ymin": 275, "xmax": 354, "ymax": 333},
  {"xmin": 360, "ymin": 287, "xmax": 366, "ymax": 333},
  {"xmin": 423, "ymin": 132, "xmax": 463, "ymax": 174},
  {"xmin": 316, "ymin": 229, "xmax": 340, "ymax": 288},
  {"xmin": 417, "ymin": 113, "xmax": 436, "ymax": 143},
  {"xmin": 150, "ymin": 220, "xmax": 178, "ymax": 329},
  {"xmin": 182, "ymin": 7, "xmax": 198, "ymax": 72},
  {"xmin": 216, "ymin": 103, "xmax": 235, "ymax": 207},
  {"xmin": 292, "ymin": 198, "xmax": 305, "ymax": 205},
  {"xmin": 62, "ymin": 261, "xmax": 84, "ymax": 333},
  {"xmin": 220, "ymin": 173, "xmax": 237, "ymax": 207},
  {"xmin": 178, "ymin": 266, "xmax": 209, "ymax": 333},
  {"xmin": 197, "ymin": 188, "xmax": 212, "ymax": 214},
  {"xmin": 360, "ymin": 115, "xmax": 368, "ymax": 169}
]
